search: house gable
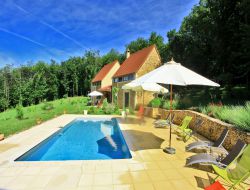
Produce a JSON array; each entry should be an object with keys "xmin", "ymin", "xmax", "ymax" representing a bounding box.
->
[
  {"xmin": 136, "ymin": 46, "xmax": 161, "ymax": 78},
  {"xmin": 113, "ymin": 45, "xmax": 156, "ymax": 78},
  {"xmin": 92, "ymin": 60, "xmax": 119, "ymax": 83},
  {"xmin": 91, "ymin": 60, "xmax": 120, "ymax": 91},
  {"xmin": 101, "ymin": 61, "xmax": 120, "ymax": 88}
]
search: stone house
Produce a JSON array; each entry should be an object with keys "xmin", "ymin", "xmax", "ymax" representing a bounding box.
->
[
  {"xmin": 112, "ymin": 44, "xmax": 162, "ymax": 109},
  {"xmin": 91, "ymin": 60, "xmax": 120, "ymax": 102}
]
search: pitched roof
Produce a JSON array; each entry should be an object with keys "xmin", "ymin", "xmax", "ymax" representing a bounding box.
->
[
  {"xmin": 98, "ymin": 85, "xmax": 112, "ymax": 92},
  {"xmin": 92, "ymin": 60, "xmax": 119, "ymax": 82},
  {"xmin": 113, "ymin": 45, "xmax": 156, "ymax": 78}
]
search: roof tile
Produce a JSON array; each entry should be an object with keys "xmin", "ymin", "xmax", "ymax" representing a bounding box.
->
[
  {"xmin": 92, "ymin": 60, "xmax": 119, "ymax": 82},
  {"xmin": 113, "ymin": 45, "xmax": 156, "ymax": 77}
]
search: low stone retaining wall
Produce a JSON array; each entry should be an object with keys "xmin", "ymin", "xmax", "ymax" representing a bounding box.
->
[{"xmin": 144, "ymin": 107, "xmax": 250, "ymax": 150}]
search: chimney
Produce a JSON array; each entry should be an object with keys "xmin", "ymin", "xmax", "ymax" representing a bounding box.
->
[{"xmin": 126, "ymin": 49, "xmax": 130, "ymax": 58}]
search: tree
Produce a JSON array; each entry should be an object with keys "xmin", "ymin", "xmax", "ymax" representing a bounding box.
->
[{"xmin": 126, "ymin": 37, "xmax": 149, "ymax": 53}]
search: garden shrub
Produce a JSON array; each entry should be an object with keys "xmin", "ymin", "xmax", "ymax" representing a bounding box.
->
[
  {"xmin": 60, "ymin": 99, "xmax": 64, "ymax": 104},
  {"xmin": 103, "ymin": 104, "xmax": 116, "ymax": 114},
  {"xmin": 101, "ymin": 98, "xmax": 120, "ymax": 115},
  {"xmin": 70, "ymin": 100, "xmax": 77, "ymax": 105},
  {"xmin": 88, "ymin": 106, "xmax": 95, "ymax": 114},
  {"xmin": 81, "ymin": 97, "xmax": 88, "ymax": 105},
  {"xmin": 41, "ymin": 102, "xmax": 54, "ymax": 111},
  {"xmin": 94, "ymin": 107, "xmax": 104, "ymax": 114},
  {"xmin": 129, "ymin": 107, "xmax": 135, "ymax": 115},
  {"xmin": 198, "ymin": 102, "xmax": 250, "ymax": 131},
  {"xmin": 88, "ymin": 106, "xmax": 104, "ymax": 115},
  {"xmin": 102, "ymin": 98, "xmax": 108, "ymax": 109},
  {"xmin": 114, "ymin": 106, "xmax": 121, "ymax": 115},
  {"xmin": 197, "ymin": 105, "xmax": 209, "ymax": 115},
  {"xmin": 149, "ymin": 98, "xmax": 162, "ymax": 108},
  {"xmin": 162, "ymin": 100, "xmax": 180, "ymax": 110},
  {"xmin": 16, "ymin": 105, "xmax": 24, "ymax": 119}
]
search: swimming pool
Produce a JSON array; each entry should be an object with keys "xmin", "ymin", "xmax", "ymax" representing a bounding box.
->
[{"xmin": 15, "ymin": 118, "xmax": 132, "ymax": 161}]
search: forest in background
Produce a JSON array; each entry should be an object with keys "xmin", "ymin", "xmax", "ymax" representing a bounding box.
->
[{"xmin": 0, "ymin": 0, "xmax": 249, "ymax": 111}]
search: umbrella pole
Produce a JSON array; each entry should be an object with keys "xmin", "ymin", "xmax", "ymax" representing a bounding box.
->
[
  {"xmin": 169, "ymin": 84, "xmax": 172, "ymax": 147},
  {"xmin": 163, "ymin": 84, "xmax": 176, "ymax": 154},
  {"xmin": 143, "ymin": 91, "xmax": 144, "ymax": 107}
]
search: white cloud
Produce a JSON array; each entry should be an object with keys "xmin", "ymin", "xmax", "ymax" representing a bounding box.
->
[{"xmin": 0, "ymin": 53, "xmax": 18, "ymax": 67}]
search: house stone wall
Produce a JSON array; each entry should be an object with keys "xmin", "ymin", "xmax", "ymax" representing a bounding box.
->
[
  {"xmin": 136, "ymin": 48, "xmax": 161, "ymax": 77},
  {"xmin": 136, "ymin": 47, "xmax": 162, "ymax": 107},
  {"xmin": 113, "ymin": 81, "xmax": 136, "ymax": 109}
]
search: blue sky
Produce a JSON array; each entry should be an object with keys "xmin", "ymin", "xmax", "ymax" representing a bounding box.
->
[{"xmin": 0, "ymin": 0, "xmax": 199, "ymax": 66}]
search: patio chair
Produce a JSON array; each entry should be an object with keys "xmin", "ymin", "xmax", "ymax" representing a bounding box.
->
[
  {"xmin": 174, "ymin": 116, "xmax": 193, "ymax": 135},
  {"xmin": 212, "ymin": 145, "xmax": 250, "ymax": 190},
  {"xmin": 185, "ymin": 139, "xmax": 246, "ymax": 167},
  {"xmin": 185, "ymin": 128, "xmax": 229, "ymax": 152},
  {"xmin": 154, "ymin": 112, "xmax": 170, "ymax": 124},
  {"xmin": 179, "ymin": 118, "xmax": 203, "ymax": 142},
  {"xmin": 137, "ymin": 105, "xmax": 144, "ymax": 118},
  {"xmin": 154, "ymin": 113, "xmax": 175, "ymax": 128}
]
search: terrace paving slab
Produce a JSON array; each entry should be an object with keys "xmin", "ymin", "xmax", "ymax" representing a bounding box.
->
[{"xmin": 0, "ymin": 114, "xmax": 244, "ymax": 190}]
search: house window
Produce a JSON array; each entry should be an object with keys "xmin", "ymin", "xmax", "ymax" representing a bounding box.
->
[
  {"xmin": 127, "ymin": 74, "xmax": 135, "ymax": 81},
  {"xmin": 123, "ymin": 76, "xmax": 129, "ymax": 81},
  {"xmin": 93, "ymin": 81, "xmax": 101, "ymax": 86},
  {"xmin": 113, "ymin": 77, "xmax": 122, "ymax": 82},
  {"xmin": 123, "ymin": 74, "xmax": 135, "ymax": 81},
  {"xmin": 113, "ymin": 74, "xmax": 135, "ymax": 83}
]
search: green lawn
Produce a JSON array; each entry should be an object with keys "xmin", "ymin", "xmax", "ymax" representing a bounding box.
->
[{"xmin": 0, "ymin": 97, "xmax": 89, "ymax": 137}]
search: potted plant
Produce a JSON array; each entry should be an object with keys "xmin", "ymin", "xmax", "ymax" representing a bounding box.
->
[
  {"xmin": 36, "ymin": 118, "xmax": 42, "ymax": 124},
  {"xmin": 0, "ymin": 134, "xmax": 4, "ymax": 141},
  {"xmin": 121, "ymin": 107, "xmax": 127, "ymax": 118},
  {"xmin": 83, "ymin": 107, "xmax": 88, "ymax": 115}
]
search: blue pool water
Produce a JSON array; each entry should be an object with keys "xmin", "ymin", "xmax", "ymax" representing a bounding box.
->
[{"xmin": 15, "ymin": 118, "xmax": 132, "ymax": 161}]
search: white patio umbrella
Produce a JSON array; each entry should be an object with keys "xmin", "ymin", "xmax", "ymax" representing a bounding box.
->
[
  {"xmin": 88, "ymin": 91, "xmax": 103, "ymax": 97},
  {"xmin": 133, "ymin": 58, "xmax": 220, "ymax": 154},
  {"xmin": 122, "ymin": 82, "xmax": 168, "ymax": 93},
  {"xmin": 88, "ymin": 91, "xmax": 103, "ymax": 105},
  {"xmin": 122, "ymin": 82, "xmax": 168, "ymax": 106}
]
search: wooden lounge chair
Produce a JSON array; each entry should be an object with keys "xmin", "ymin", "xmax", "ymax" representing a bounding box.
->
[
  {"xmin": 185, "ymin": 139, "xmax": 246, "ymax": 167},
  {"xmin": 185, "ymin": 128, "xmax": 229, "ymax": 152},
  {"xmin": 212, "ymin": 145, "xmax": 250, "ymax": 190}
]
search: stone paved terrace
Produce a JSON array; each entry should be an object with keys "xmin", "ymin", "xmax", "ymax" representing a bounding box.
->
[{"xmin": 0, "ymin": 114, "xmax": 242, "ymax": 190}]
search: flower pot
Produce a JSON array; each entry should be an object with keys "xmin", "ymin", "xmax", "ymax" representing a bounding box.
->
[
  {"xmin": 84, "ymin": 110, "xmax": 88, "ymax": 115},
  {"xmin": 0, "ymin": 134, "xmax": 4, "ymax": 141},
  {"xmin": 36, "ymin": 118, "xmax": 42, "ymax": 125},
  {"xmin": 121, "ymin": 111, "xmax": 126, "ymax": 118}
]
